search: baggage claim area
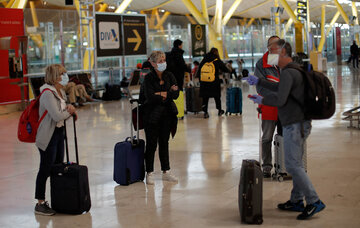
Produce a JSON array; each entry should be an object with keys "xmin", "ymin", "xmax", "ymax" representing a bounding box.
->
[{"xmin": 0, "ymin": 0, "xmax": 359, "ymax": 227}]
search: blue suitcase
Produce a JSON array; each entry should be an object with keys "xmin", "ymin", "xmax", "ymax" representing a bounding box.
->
[
  {"xmin": 113, "ymin": 99, "xmax": 145, "ymax": 185},
  {"xmin": 226, "ymin": 87, "xmax": 242, "ymax": 115}
]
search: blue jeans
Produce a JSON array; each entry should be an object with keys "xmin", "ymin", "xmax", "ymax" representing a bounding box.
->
[
  {"xmin": 283, "ymin": 121, "xmax": 319, "ymax": 204},
  {"xmin": 35, "ymin": 127, "xmax": 65, "ymax": 200}
]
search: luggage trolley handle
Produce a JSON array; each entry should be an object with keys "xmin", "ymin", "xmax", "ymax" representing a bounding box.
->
[
  {"xmin": 257, "ymin": 107, "xmax": 262, "ymax": 166},
  {"xmin": 130, "ymin": 99, "xmax": 140, "ymax": 145},
  {"xmin": 63, "ymin": 115, "xmax": 80, "ymax": 164}
]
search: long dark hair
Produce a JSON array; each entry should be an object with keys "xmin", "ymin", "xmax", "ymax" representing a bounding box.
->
[{"xmin": 209, "ymin": 47, "xmax": 220, "ymax": 60}]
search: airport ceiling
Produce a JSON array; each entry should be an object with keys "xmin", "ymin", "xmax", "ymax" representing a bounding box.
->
[{"xmin": 47, "ymin": 0, "xmax": 360, "ymax": 24}]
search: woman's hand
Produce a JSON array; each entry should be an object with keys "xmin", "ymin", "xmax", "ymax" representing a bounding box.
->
[
  {"xmin": 66, "ymin": 104, "xmax": 76, "ymax": 115},
  {"xmin": 170, "ymin": 85, "xmax": 178, "ymax": 91}
]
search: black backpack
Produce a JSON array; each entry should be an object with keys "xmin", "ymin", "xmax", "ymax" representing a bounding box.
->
[{"xmin": 285, "ymin": 63, "xmax": 336, "ymax": 120}]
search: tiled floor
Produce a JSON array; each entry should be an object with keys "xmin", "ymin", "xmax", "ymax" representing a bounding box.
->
[{"xmin": 0, "ymin": 64, "xmax": 359, "ymax": 227}]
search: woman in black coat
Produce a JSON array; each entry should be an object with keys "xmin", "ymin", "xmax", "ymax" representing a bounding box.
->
[
  {"xmin": 142, "ymin": 50, "xmax": 179, "ymax": 185},
  {"xmin": 197, "ymin": 48, "xmax": 230, "ymax": 118}
]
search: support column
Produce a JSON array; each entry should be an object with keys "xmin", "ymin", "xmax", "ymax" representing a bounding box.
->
[
  {"xmin": 318, "ymin": 5, "xmax": 326, "ymax": 52},
  {"xmin": 274, "ymin": 0, "xmax": 280, "ymax": 37},
  {"xmin": 352, "ymin": 1, "xmax": 359, "ymax": 45}
]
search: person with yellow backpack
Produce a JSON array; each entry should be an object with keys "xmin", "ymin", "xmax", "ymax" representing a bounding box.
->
[{"xmin": 196, "ymin": 48, "xmax": 230, "ymax": 118}]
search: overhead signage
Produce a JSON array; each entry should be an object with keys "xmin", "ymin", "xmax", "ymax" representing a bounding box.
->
[
  {"xmin": 95, "ymin": 13, "xmax": 122, "ymax": 57},
  {"xmin": 297, "ymin": 0, "xmax": 307, "ymax": 22},
  {"xmin": 123, "ymin": 15, "xmax": 147, "ymax": 55},
  {"xmin": 191, "ymin": 24, "xmax": 206, "ymax": 57}
]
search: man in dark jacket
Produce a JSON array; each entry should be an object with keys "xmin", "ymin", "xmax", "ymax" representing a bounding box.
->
[
  {"xmin": 245, "ymin": 40, "xmax": 326, "ymax": 220},
  {"xmin": 197, "ymin": 47, "xmax": 229, "ymax": 118},
  {"xmin": 350, "ymin": 40, "xmax": 359, "ymax": 68},
  {"xmin": 166, "ymin": 39, "xmax": 189, "ymax": 91}
]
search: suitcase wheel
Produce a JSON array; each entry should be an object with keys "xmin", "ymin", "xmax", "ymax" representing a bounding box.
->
[{"xmin": 278, "ymin": 175, "xmax": 284, "ymax": 182}]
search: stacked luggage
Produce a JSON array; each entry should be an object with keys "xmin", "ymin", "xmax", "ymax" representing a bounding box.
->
[
  {"xmin": 103, "ymin": 67, "xmax": 122, "ymax": 101},
  {"xmin": 226, "ymin": 87, "xmax": 242, "ymax": 115}
]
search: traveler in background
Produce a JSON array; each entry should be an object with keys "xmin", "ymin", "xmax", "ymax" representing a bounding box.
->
[
  {"xmin": 350, "ymin": 40, "xmax": 359, "ymax": 68},
  {"xmin": 166, "ymin": 39, "xmax": 189, "ymax": 91},
  {"xmin": 142, "ymin": 57, "xmax": 152, "ymax": 69},
  {"xmin": 237, "ymin": 58, "xmax": 245, "ymax": 78},
  {"xmin": 35, "ymin": 64, "xmax": 77, "ymax": 216},
  {"xmin": 226, "ymin": 60, "xmax": 237, "ymax": 79},
  {"xmin": 245, "ymin": 40, "xmax": 326, "ymax": 220},
  {"xmin": 64, "ymin": 82, "xmax": 93, "ymax": 107},
  {"xmin": 254, "ymin": 35, "xmax": 282, "ymax": 178},
  {"xmin": 142, "ymin": 50, "xmax": 179, "ymax": 185},
  {"xmin": 191, "ymin": 60, "xmax": 200, "ymax": 81},
  {"xmin": 197, "ymin": 47, "xmax": 229, "ymax": 118}
]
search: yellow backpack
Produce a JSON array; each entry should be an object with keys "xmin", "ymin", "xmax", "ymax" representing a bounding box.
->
[{"xmin": 200, "ymin": 59, "xmax": 217, "ymax": 82}]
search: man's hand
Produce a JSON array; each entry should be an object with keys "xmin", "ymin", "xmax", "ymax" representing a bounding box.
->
[
  {"xmin": 243, "ymin": 74, "xmax": 259, "ymax": 85},
  {"xmin": 248, "ymin": 94, "xmax": 263, "ymax": 104}
]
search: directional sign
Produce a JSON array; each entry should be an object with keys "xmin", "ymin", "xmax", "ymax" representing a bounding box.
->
[
  {"xmin": 95, "ymin": 13, "xmax": 122, "ymax": 57},
  {"xmin": 191, "ymin": 24, "xmax": 206, "ymax": 57},
  {"xmin": 123, "ymin": 15, "xmax": 147, "ymax": 55}
]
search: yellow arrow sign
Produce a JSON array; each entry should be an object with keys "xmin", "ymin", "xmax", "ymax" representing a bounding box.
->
[{"xmin": 127, "ymin": 29, "xmax": 142, "ymax": 51}]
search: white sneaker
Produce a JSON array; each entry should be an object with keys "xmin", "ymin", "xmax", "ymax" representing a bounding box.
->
[
  {"xmin": 146, "ymin": 172, "xmax": 154, "ymax": 185},
  {"xmin": 162, "ymin": 170, "xmax": 178, "ymax": 183}
]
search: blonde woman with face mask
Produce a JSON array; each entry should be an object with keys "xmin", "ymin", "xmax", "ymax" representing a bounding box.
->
[{"xmin": 34, "ymin": 64, "xmax": 76, "ymax": 216}]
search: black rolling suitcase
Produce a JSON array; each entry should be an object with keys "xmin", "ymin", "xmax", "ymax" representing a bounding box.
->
[
  {"xmin": 185, "ymin": 86, "xmax": 202, "ymax": 114},
  {"xmin": 238, "ymin": 159, "xmax": 263, "ymax": 224},
  {"xmin": 50, "ymin": 116, "xmax": 91, "ymax": 214},
  {"xmin": 238, "ymin": 107, "xmax": 263, "ymax": 224}
]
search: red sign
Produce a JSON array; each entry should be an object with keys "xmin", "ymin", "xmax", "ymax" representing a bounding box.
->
[{"xmin": 0, "ymin": 8, "xmax": 27, "ymax": 105}]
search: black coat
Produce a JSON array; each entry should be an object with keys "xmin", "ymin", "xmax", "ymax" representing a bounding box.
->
[
  {"xmin": 142, "ymin": 70, "xmax": 179, "ymax": 136},
  {"xmin": 351, "ymin": 43, "xmax": 359, "ymax": 56},
  {"xmin": 197, "ymin": 52, "xmax": 229, "ymax": 98},
  {"xmin": 167, "ymin": 47, "xmax": 188, "ymax": 91}
]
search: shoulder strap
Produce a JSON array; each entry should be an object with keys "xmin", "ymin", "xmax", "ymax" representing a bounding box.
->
[
  {"xmin": 282, "ymin": 64, "xmax": 305, "ymax": 110},
  {"xmin": 38, "ymin": 88, "xmax": 55, "ymax": 124}
]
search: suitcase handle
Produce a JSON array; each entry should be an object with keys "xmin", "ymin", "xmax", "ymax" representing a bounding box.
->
[
  {"xmin": 64, "ymin": 115, "xmax": 79, "ymax": 164},
  {"xmin": 130, "ymin": 99, "xmax": 140, "ymax": 145},
  {"xmin": 257, "ymin": 108, "xmax": 262, "ymax": 166}
]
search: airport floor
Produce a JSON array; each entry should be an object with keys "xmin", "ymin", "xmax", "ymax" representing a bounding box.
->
[{"xmin": 0, "ymin": 64, "xmax": 359, "ymax": 228}]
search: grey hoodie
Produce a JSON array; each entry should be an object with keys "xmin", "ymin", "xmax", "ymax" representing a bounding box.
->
[{"xmin": 35, "ymin": 84, "xmax": 71, "ymax": 151}]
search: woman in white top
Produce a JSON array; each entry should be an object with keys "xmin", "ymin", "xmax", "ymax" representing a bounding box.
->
[{"xmin": 34, "ymin": 64, "xmax": 76, "ymax": 216}]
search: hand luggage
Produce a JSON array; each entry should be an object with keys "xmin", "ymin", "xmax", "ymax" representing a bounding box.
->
[
  {"xmin": 185, "ymin": 86, "xmax": 202, "ymax": 114},
  {"xmin": 113, "ymin": 99, "xmax": 145, "ymax": 185},
  {"xmin": 273, "ymin": 134, "xmax": 307, "ymax": 182},
  {"xmin": 238, "ymin": 159, "xmax": 263, "ymax": 224},
  {"xmin": 102, "ymin": 67, "xmax": 122, "ymax": 101},
  {"xmin": 50, "ymin": 115, "xmax": 91, "ymax": 214},
  {"xmin": 225, "ymin": 87, "xmax": 242, "ymax": 115},
  {"xmin": 174, "ymin": 90, "xmax": 185, "ymax": 119}
]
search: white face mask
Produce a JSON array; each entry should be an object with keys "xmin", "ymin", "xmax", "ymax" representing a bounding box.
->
[
  {"xmin": 157, "ymin": 62, "xmax": 167, "ymax": 72},
  {"xmin": 267, "ymin": 54, "xmax": 279, "ymax": 66},
  {"xmin": 59, "ymin": 73, "xmax": 69, "ymax": 86}
]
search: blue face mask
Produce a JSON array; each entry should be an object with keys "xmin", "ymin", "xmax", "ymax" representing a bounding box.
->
[
  {"xmin": 60, "ymin": 73, "xmax": 69, "ymax": 86},
  {"xmin": 157, "ymin": 62, "xmax": 167, "ymax": 72}
]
